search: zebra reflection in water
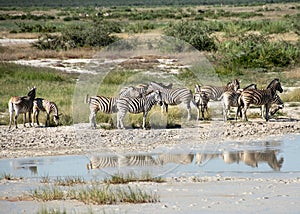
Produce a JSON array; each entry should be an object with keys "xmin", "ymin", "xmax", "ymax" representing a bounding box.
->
[
  {"xmin": 87, "ymin": 153, "xmax": 194, "ymax": 170},
  {"xmin": 88, "ymin": 149, "xmax": 283, "ymax": 171}
]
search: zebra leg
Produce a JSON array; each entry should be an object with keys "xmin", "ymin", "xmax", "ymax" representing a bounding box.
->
[
  {"xmin": 187, "ymin": 104, "xmax": 192, "ymax": 120},
  {"xmin": 9, "ymin": 109, "xmax": 13, "ymax": 129},
  {"xmin": 142, "ymin": 112, "xmax": 148, "ymax": 129},
  {"xmin": 117, "ymin": 111, "xmax": 126, "ymax": 129},
  {"xmin": 36, "ymin": 111, "xmax": 40, "ymax": 126},
  {"xmin": 28, "ymin": 111, "xmax": 32, "ymax": 127},
  {"xmin": 201, "ymin": 105, "xmax": 205, "ymax": 120},
  {"xmin": 242, "ymin": 105, "xmax": 249, "ymax": 121},
  {"xmin": 265, "ymin": 104, "xmax": 270, "ymax": 122},
  {"xmin": 14, "ymin": 112, "xmax": 19, "ymax": 129},
  {"xmin": 23, "ymin": 113, "xmax": 27, "ymax": 127},
  {"xmin": 46, "ymin": 113, "xmax": 50, "ymax": 127},
  {"xmin": 89, "ymin": 111, "xmax": 96, "ymax": 128}
]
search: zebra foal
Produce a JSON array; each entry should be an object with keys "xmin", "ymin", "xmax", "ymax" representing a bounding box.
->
[
  {"xmin": 116, "ymin": 90, "xmax": 163, "ymax": 129},
  {"xmin": 32, "ymin": 98, "xmax": 60, "ymax": 127},
  {"xmin": 239, "ymin": 78, "xmax": 283, "ymax": 121},
  {"xmin": 8, "ymin": 86, "xmax": 36, "ymax": 129}
]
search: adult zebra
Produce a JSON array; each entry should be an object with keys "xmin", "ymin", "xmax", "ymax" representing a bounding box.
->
[
  {"xmin": 239, "ymin": 78, "xmax": 283, "ymax": 121},
  {"xmin": 222, "ymin": 83, "xmax": 257, "ymax": 121},
  {"xmin": 200, "ymin": 79, "xmax": 240, "ymax": 101},
  {"xmin": 116, "ymin": 89, "xmax": 163, "ymax": 129},
  {"xmin": 8, "ymin": 86, "xmax": 36, "ymax": 129},
  {"xmin": 262, "ymin": 93, "xmax": 284, "ymax": 118},
  {"xmin": 194, "ymin": 84, "xmax": 210, "ymax": 120},
  {"xmin": 32, "ymin": 98, "xmax": 60, "ymax": 127},
  {"xmin": 86, "ymin": 86, "xmax": 144, "ymax": 128},
  {"xmin": 147, "ymin": 81, "xmax": 195, "ymax": 120}
]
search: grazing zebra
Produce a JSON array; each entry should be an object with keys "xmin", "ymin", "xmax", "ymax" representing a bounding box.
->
[
  {"xmin": 239, "ymin": 78, "xmax": 283, "ymax": 121},
  {"xmin": 261, "ymin": 93, "xmax": 284, "ymax": 118},
  {"xmin": 147, "ymin": 81, "xmax": 195, "ymax": 120},
  {"xmin": 85, "ymin": 95, "xmax": 117, "ymax": 128},
  {"xmin": 194, "ymin": 84, "xmax": 209, "ymax": 120},
  {"xmin": 254, "ymin": 150, "xmax": 284, "ymax": 171},
  {"xmin": 86, "ymin": 86, "xmax": 148, "ymax": 128},
  {"xmin": 200, "ymin": 79, "xmax": 240, "ymax": 101},
  {"xmin": 32, "ymin": 98, "xmax": 60, "ymax": 127},
  {"xmin": 116, "ymin": 90, "xmax": 163, "ymax": 129},
  {"xmin": 222, "ymin": 83, "xmax": 257, "ymax": 121},
  {"xmin": 8, "ymin": 86, "xmax": 36, "ymax": 129}
]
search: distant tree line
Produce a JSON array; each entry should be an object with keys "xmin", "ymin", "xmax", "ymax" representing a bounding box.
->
[{"xmin": 0, "ymin": 0, "xmax": 298, "ymax": 7}]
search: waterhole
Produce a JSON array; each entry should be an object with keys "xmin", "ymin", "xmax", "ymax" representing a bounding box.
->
[{"xmin": 1, "ymin": 134, "xmax": 299, "ymax": 180}]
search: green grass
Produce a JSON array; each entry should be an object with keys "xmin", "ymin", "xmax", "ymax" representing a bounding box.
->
[
  {"xmin": 31, "ymin": 184, "xmax": 159, "ymax": 204},
  {"xmin": 0, "ymin": 63, "xmax": 78, "ymax": 125},
  {"xmin": 104, "ymin": 172, "xmax": 165, "ymax": 184}
]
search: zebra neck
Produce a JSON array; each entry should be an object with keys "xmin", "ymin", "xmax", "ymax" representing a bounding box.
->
[{"xmin": 51, "ymin": 103, "xmax": 59, "ymax": 116}]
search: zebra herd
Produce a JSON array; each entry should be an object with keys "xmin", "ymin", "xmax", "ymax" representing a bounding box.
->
[
  {"xmin": 86, "ymin": 78, "xmax": 284, "ymax": 129},
  {"xmin": 7, "ymin": 78, "xmax": 284, "ymax": 129},
  {"xmin": 8, "ymin": 86, "xmax": 60, "ymax": 129}
]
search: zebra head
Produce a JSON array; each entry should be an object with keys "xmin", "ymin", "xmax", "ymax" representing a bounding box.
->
[
  {"xmin": 27, "ymin": 86, "xmax": 36, "ymax": 99},
  {"xmin": 270, "ymin": 93, "xmax": 284, "ymax": 116},
  {"xmin": 153, "ymin": 90, "xmax": 163, "ymax": 106},
  {"xmin": 53, "ymin": 115, "xmax": 60, "ymax": 125},
  {"xmin": 267, "ymin": 78, "xmax": 283, "ymax": 94},
  {"xmin": 227, "ymin": 79, "xmax": 240, "ymax": 91}
]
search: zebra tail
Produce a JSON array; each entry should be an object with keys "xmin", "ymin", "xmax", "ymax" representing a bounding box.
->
[{"xmin": 85, "ymin": 94, "xmax": 90, "ymax": 104}]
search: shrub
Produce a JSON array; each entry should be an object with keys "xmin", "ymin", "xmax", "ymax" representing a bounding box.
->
[
  {"xmin": 33, "ymin": 21, "xmax": 120, "ymax": 50},
  {"xmin": 217, "ymin": 33, "xmax": 299, "ymax": 71},
  {"xmin": 164, "ymin": 21, "xmax": 217, "ymax": 52}
]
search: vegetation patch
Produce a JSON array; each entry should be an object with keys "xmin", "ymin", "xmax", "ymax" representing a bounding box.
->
[{"xmin": 104, "ymin": 172, "xmax": 165, "ymax": 184}]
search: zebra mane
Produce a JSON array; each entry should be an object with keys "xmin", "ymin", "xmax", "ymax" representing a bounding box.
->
[{"xmin": 267, "ymin": 78, "xmax": 280, "ymax": 89}]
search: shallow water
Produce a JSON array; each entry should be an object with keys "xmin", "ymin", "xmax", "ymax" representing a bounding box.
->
[{"xmin": 1, "ymin": 134, "xmax": 299, "ymax": 180}]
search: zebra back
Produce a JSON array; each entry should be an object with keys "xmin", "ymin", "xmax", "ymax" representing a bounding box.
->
[
  {"xmin": 117, "ymin": 90, "xmax": 162, "ymax": 114},
  {"xmin": 87, "ymin": 95, "xmax": 117, "ymax": 114},
  {"xmin": 149, "ymin": 82, "xmax": 192, "ymax": 105},
  {"xmin": 201, "ymin": 79, "xmax": 240, "ymax": 101}
]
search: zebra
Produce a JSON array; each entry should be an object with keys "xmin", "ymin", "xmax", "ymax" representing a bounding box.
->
[
  {"xmin": 86, "ymin": 86, "xmax": 148, "ymax": 128},
  {"xmin": 85, "ymin": 95, "xmax": 117, "ymax": 128},
  {"xmin": 200, "ymin": 79, "xmax": 240, "ymax": 101},
  {"xmin": 194, "ymin": 84, "xmax": 210, "ymax": 120},
  {"xmin": 147, "ymin": 81, "xmax": 195, "ymax": 120},
  {"xmin": 32, "ymin": 98, "xmax": 60, "ymax": 127},
  {"xmin": 239, "ymin": 78, "xmax": 283, "ymax": 121},
  {"xmin": 8, "ymin": 86, "xmax": 36, "ymax": 129},
  {"xmin": 125, "ymin": 154, "xmax": 159, "ymax": 167},
  {"xmin": 156, "ymin": 153, "xmax": 194, "ymax": 165},
  {"xmin": 222, "ymin": 83, "xmax": 257, "ymax": 121},
  {"xmin": 261, "ymin": 93, "xmax": 284, "ymax": 118},
  {"xmin": 116, "ymin": 89, "xmax": 163, "ymax": 129}
]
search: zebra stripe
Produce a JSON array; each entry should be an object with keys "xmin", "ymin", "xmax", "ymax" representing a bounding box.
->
[
  {"xmin": 239, "ymin": 78, "xmax": 283, "ymax": 121},
  {"xmin": 86, "ymin": 95, "xmax": 117, "ymax": 128},
  {"xmin": 87, "ymin": 155, "xmax": 119, "ymax": 169},
  {"xmin": 194, "ymin": 84, "xmax": 209, "ymax": 120},
  {"xmin": 200, "ymin": 79, "xmax": 240, "ymax": 101},
  {"xmin": 222, "ymin": 83, "xmax": 257, "ymax": 121},
  {"xmin": 148, "ymin": 82, "xmax": 194, "ymax": 120},
  {"xmin": 8, "ymin": 86, "xmax": 36, "ymax": 129},
  {"xmin": 116, "ymin": 90, "xmax": 162, "ymax": 129},
  {"xmin": 32, "ymin": 98, "xmax": 59, "ymax": 127}
]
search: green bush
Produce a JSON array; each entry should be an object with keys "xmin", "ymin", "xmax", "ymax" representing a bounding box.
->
[
  {"xmin": 164, "ymin": 21, "xmax": 217, "ymax": 52},
  {"xmin": 33, "ymin": 21, "xmax": 121, "ymax": 50},
  {"xmin": 217, "ymin": 33, "xmax": 299, "ymax": 71}
]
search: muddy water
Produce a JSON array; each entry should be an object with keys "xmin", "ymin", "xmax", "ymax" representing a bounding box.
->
[{"xmin": 1, "ymin": 134, "xmax": 299, "ymax": 180}]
